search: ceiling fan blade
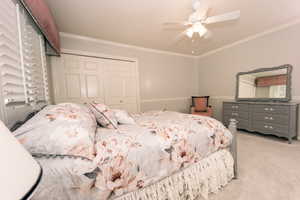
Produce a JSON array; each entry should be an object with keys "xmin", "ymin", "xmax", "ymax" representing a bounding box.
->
[
  {"xmin": 192, "ymin": 6, "xmax": 209, "ymax": 22},
  {"xmin": 173, "ymin": 30, "xmax": 189, "ymax": 44},
  {"xmin": 195, "ymin": 1, "xmax": 210, "ymax": 20},
  {"xmin": 163, "ymin": 26, "xmax": 187, "ymax": 30},
  {"xmin": 163, "ymin": 22, "xmax": 191, "ymax": 26},
  {"xmin": 204, "ymin": 10, "xmax": 240, "ymax": 24}
]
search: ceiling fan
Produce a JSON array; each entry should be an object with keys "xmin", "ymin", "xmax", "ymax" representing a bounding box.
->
[{"xmin": 164, "ymin": 0, "xmax": 241, "ymax": 39}]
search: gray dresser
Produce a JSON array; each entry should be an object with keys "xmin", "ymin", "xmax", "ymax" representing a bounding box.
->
[{"xmin": 223, "ymin": 101, "xmax": 299, "ymax": 143}]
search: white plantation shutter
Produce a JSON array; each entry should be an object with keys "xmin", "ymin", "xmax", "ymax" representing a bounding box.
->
[
  {"xmin": 39, "ymin": 36, "xmax": 50, "ymax": 103},
  {"xmin": 0, "ymin": 1, "xmax": 50, "ymax": 127},
  {"xmin": 0, "ymin": 0, "xmax": 26, "ymax": 106},
  {"xmin": 17, "ymin": 4, "xmax": 49, "ymax": 105}
]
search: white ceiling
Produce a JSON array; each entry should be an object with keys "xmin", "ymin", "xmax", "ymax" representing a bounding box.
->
[{"xmin": 44, "ymin": 0, "xmax": 300, "ymax": 56}]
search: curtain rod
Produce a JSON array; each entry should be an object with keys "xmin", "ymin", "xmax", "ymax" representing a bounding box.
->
[{"xmin": 61, "ymin": 52, "xmax": 136, "ymax": 63}]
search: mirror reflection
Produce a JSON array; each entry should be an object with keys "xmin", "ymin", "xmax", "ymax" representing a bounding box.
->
[{"xmin": 238, "ymin": 68, "xmax": 288, "ymax": 99}]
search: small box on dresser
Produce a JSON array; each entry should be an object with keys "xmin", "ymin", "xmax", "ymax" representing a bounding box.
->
[{"xmin": 223, "ymin": 101, "xmax": 299, "ymax": 144}]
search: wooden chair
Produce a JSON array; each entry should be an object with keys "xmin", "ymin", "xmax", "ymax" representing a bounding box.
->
[{"xmin": 190, "ymin": 96, "xmax": 213, "ymax": 117}]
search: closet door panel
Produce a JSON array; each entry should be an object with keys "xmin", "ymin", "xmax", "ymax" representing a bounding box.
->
[
  {"xmin": 63, "ymin": 55, "xmax": 83, "ymax": 100},
  {"xmin": 65, "ymin": 74, "xmax": 81, "ymax": 98},
  {"xmin": 51, "ymin": 56, "xmax": 66, "ymax": 102},
  {"xmin": 104, "ymin": 60, "xmax": 139, "ymax": 112},
  {"xmin": 85, "ymin": 75, "xmax": 99, "ymax": 98},
  {"xmin": 104, "ymin": 77, "xmax": 124, "ymax": 105},
  {"xmin": 82, "ymin": 57, "xmax": 104, "ymax": 102},
  {"xmin": 52, "ymin": 54, "xmax": 105, "ymax": 104},
  {"xmin": 124, "ymin": 79, "xmax": 137, "ymax": 96},
  {"xmin": 64, "ymin": 54, "xmax": 80, "ymax": 70}
]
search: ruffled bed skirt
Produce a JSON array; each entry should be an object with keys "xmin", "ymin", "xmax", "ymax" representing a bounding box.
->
[
  {"xmin": 32, "ymin": 149, "xmax": 233, "ymax": 200},
  {"xmin": 114, "ymin": 149, "xmax": 234, "ymax": 200}
]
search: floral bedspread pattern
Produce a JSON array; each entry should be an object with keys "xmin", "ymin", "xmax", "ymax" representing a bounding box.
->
[
  {"xmin": 93, "ymin": 111, "xmax": 232, "ymax": 199},
  {"xmin": 14, "ymin": 103, "xmax": 97, "ymax": 159}
]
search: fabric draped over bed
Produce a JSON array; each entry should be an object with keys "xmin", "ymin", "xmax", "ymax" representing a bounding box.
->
[
  {"xmin": 13, "ymin": 103, "xmax": 234, "ymax": 200},
  {"xmin": 93, "ymin": 111, "xmax": 232, "ymax": 199}
]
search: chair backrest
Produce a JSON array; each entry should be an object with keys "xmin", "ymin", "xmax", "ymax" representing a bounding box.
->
[{"xmin": 192, "ymin": 96, "xmax": 209, "ymax": 112}]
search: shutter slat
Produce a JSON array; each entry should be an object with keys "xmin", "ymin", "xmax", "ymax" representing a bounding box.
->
[
  {"xmin": 2, "ymin": 63, "xmax": 23, "ymax": 73},
  {"xmin": 0, "ymin": 33, "xmax": 19, "ymax": 48},
  {"xmin": 0, "ymin": 52, "xmax": 21, "ymax": 63}
]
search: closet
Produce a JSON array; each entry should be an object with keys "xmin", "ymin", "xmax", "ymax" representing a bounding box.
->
[
  {"xmin": 0, "ymin": 0, "xmax": 50, "ymax": 127},
  {"xmin": 51, "ymin": 53, "xmax": 140, "ymax": 113}
]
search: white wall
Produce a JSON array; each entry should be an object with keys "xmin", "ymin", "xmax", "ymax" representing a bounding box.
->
[
  {"xmin": 51, "ymin": 34, "xmax": 198, "ymax": 113},
  {"xmin": 196, "ymin": 23, "xmax": 300, "ymax": 138}
]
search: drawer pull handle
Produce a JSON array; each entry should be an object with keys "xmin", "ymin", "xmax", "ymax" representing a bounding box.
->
[
  {"xmin": 264, "ymin": 125, "xmax": 274, "ymax": 129},
  {"xmin": 264, "ymin": 117, "xmax": 274, "ymax": 120},
  {"xmin": 270, "ymin": 108, "xmax": 274, "ymax": 111},
  {"xmin": 264, "ymin": 108, "xmax": 269, "ymax": 111}
]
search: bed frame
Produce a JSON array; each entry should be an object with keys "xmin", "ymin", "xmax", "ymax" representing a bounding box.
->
[{"xmin": 229, "ymin": 119, "xmax": 238, "ymax": 178}]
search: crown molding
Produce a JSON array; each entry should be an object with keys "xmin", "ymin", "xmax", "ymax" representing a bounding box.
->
[
  {"xmin": 61, "ymin": 48, "xmax": 138, "ymax": 63},
  {"xmin": 198, "ymin": 19, "xmax": 300, "ymax": 59},
  {"xmin": 60, "ymin": 32, "xmax": 197, "ymax": 59}
]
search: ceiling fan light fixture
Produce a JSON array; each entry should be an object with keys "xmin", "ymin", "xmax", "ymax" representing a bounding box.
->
[
  {"xmin": 192, "ymin": 22, "xmax": 205, "ymax": 32},
  {"xmin": 198, "ymin": 26, "xmax": 207, "ymax": 37},
  {"xmin": 186, "ymin": 28, "xmax": 194, "ymax": 38}
]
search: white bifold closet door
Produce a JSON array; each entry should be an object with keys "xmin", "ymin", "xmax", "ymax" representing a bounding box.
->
[
  {"xmin": 104, "ymin": 59, "xmax": 139, "ymax": 112},
  {"xmin": 51, "ymin": 54, "xmax": 140, "ymax": 113}
]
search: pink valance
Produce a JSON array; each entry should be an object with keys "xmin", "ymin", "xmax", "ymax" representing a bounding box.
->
[{"xmin": 21, "ymin": 0, "xmax": 60, "ymax": 55}]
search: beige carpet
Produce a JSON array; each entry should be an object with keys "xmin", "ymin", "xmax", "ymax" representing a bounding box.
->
[{"xmin": 211, "ymin": 132, "xmax": 300, "ymax": 200}]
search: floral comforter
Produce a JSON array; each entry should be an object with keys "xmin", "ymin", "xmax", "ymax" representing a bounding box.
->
[{"xmin": 93, "ymin": 111, "xmax": 232, "ymax": 199}]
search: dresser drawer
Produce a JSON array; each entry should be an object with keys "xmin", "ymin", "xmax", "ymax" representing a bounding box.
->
[
  {"xmin": 224, "ymin": 103, "xmax": 249, "ymax": 112},
  {"xmin": 224, "ymin": 110, "xmax": 249, "ymax": 120},
  {"xmin": 253, "ymin": 105, "xmax": 289, "ymax": 115},
  {"xmin": 252, "ymin": 113, "xmax": 289, "ymax": 125},
  {"xmin": 223, "ymin": 101, "xmax": 298, "ymax": 143},
  {"xmin": 252, "ymin": 122, "xmax": 289, "ymax": 137}
]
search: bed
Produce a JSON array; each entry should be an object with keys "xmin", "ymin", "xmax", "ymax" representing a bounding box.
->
[{"xmin": 12, "ymin": 103, "xmax": 237, "ymax": 200}]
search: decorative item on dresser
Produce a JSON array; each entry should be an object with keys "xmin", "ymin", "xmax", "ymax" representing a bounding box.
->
[{"xmin": 223, "ymin": 64, "xmax": 299, "ymax": 144}]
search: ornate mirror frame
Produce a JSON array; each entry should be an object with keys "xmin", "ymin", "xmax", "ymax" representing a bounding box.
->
[{"xmin": 236, "ymin": 64, "xmax": 292, "ymax": 102}]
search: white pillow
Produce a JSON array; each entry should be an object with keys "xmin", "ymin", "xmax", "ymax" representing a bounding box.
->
[{"xmin": 113, "ymin": 109, "xmax": 135, "ymax": 125}]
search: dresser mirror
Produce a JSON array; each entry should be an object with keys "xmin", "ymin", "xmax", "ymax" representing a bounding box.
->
[{"xmin": 236, "ymin": 65, "xmax": 292, "ymax": 102}]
